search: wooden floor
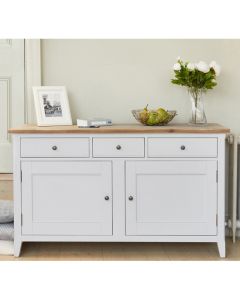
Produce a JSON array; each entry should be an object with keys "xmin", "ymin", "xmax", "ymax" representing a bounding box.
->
[{"xmin": 0, "ymin": 239, "xmax": 239, "ymax": 261}]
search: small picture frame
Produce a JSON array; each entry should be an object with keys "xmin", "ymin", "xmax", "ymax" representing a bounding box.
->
[{"xmin": 32, "ymin": 86, "xmax": 72, "ymax": 126}]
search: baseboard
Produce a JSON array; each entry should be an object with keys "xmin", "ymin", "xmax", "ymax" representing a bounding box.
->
[{"xmin": 0, "ymin": 174, "xmax": 13, "ymax": 181}]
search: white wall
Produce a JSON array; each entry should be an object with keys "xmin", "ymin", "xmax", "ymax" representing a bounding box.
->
[{"xmin": 42, "ymin": 39, "xmax": 240, "ymax": 133}]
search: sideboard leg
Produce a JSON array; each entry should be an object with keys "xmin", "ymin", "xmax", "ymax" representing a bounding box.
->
[
  {"xmin": 217, "ymin": 240, "xmax": 226, "ymax": 258},
  {"xmin": 14, "ymin": 240, "xmax": 22, "ymax": 257}
]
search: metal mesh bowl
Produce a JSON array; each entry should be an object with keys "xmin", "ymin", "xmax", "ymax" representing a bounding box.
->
[{"xmin": 132, "ymin": 109, "xmax": 177, "ymax": 126}]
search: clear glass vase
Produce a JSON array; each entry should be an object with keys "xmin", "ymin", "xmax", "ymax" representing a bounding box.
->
[{"xmin": 188, "ymin": 89, "xmax": 207, "ymax": 125}]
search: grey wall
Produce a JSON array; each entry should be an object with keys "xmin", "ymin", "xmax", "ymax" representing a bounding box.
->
[{"xmin": 42, "ymin": 39, "xmax": 240, "ymax": 134}]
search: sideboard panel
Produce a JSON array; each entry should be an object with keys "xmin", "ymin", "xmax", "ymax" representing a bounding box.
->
[
  {"xmin": 21, "ymin": 161, "xmax": 113, "ymax": 236},
  {"xmin": 126, "ymin": 160, "xmax": 217, "ymax": 236}
]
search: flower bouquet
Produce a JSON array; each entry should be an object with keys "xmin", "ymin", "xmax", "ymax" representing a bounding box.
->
[{"xmin": 171, "ymin": 58, "xmax": 221, "ymax": 125}]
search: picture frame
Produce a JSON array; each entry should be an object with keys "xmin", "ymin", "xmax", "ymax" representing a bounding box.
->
[{"xmin": 32, "ymin": 86, "xmax": 72, "ymax": 126}]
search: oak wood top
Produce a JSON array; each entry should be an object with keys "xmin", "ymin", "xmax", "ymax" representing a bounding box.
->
[{"xmin": 9, "ymin": 123, "xmax": 230, "ymax": 134}]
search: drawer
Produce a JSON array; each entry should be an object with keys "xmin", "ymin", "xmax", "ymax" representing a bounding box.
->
[
  {"xmin": 93, "ymin": 138, "xmax": 145, "ymax": 157},
  {"xmin": 21, "ymin": 138, "xmax": 89, "ymax": 157},
  {"xmin": 148, "ymin": 137, "xmax": 217, "ymax": 157}
]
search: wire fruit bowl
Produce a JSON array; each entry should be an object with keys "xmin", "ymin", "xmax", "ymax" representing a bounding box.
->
[{"xmin": 132, "ymin": 109, "xmax": 177, "ymax": 126}]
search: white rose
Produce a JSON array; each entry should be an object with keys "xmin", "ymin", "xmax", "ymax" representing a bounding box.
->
[
  {"xmin": 173, "ymin": 63, "xmax": 181, "ymax": 71},
  {"xmin": 177, "ymin": 56, "xmax": 181, "ymax": 61},
  {"xmin": 196, "ymin": 61, "xmax": 210, "ymax": 73},
  {"xmin": 187, "ymin": 63, "xmax": 195, "ymax": 71},
  {"xmin": 209, "ymin": 60, "xmax": 221, "ymax": 76}
]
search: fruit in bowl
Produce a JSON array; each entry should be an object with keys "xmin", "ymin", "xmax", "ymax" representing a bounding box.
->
[{"xmin": 132, "ymin": 105, "xmax": 177, "ymax": 126}]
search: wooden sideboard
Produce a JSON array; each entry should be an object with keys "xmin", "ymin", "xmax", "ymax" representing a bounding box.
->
[{"xmin": 9, "ymin": 124, "xmax": 230, "ymax": 257}]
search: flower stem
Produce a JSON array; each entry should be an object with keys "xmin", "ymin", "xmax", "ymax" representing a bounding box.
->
[
  {"xmin": 194, "ymin": 89, "xmax": 198, "ymax": 124},
  {"xmin": 189, "ymin": 88, "xmax": 200, "ymax": 124}
]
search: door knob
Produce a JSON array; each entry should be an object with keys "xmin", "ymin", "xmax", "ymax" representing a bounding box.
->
[
  {"xmin": 116, "ymin": 145, "xmax": 122, "ymax": 150},
  {"xmin": 52, "ymin": 146, "xmax": 58, "ymax": 150},
  {"xmin": 180, "ymin": 145, "xmax": 186, "ymax": 150},
  {"xmin": 128, "ymin": 196, "xmax": 133, "ymax": 201},
  {"xmin": 105, "ymin": 196, "xmax": 110, "ymax": 201}
]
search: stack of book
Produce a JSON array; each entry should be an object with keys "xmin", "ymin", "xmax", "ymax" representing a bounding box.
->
[{"xmin": 77, "ymin": 118, "xmax": 112, "ymax": 128}]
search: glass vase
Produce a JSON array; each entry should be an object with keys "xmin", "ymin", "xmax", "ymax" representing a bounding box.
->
[{"xmin": 188, "ymin": 89, "xmax": 207, "ymax": 125}]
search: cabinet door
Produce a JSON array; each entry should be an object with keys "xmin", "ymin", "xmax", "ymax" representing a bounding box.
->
[
  {"xmin": 126, "ymin": 161, "xmax": 217, "ymax": 236},
  {"xmin": 22, "ymin": 161, "xmax": 112, "ymax": 235}
]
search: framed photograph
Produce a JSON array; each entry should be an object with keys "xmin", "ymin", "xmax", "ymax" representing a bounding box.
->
[{"xmin": 33, "ymin": 86, "xmax": 72, "ymax": 126}]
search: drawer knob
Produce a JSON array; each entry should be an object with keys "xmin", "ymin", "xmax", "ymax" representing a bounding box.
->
[
  {"xmin": 180, "ymin": 145, "xmax": 186, "ymax": 150},
  {"xmin": 128, "ymin": 196, "xmax": 133, "ymax": 201},
  {"xmin": 116, "ymin": 145, "xmax": 122, "ymax": 150},
  {"xmin": 52, "ymin": 146, "xmax": 58, "ymax": 151},
  {"xmin": 105, "ymin": 196, "xmax": 110, "ymax": 201}
]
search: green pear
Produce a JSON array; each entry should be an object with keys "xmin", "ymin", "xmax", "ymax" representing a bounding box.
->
[
  {"xmin": 146, "ymin": 111, "xmax": 160, "ymax": 125},
  {"xmin": 139, "ymin": 105, "xmax": 149, "ymax": 123},
  {"xmin": 156, "ymin": 108, "xmax": 169, "ymax": 123}
]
